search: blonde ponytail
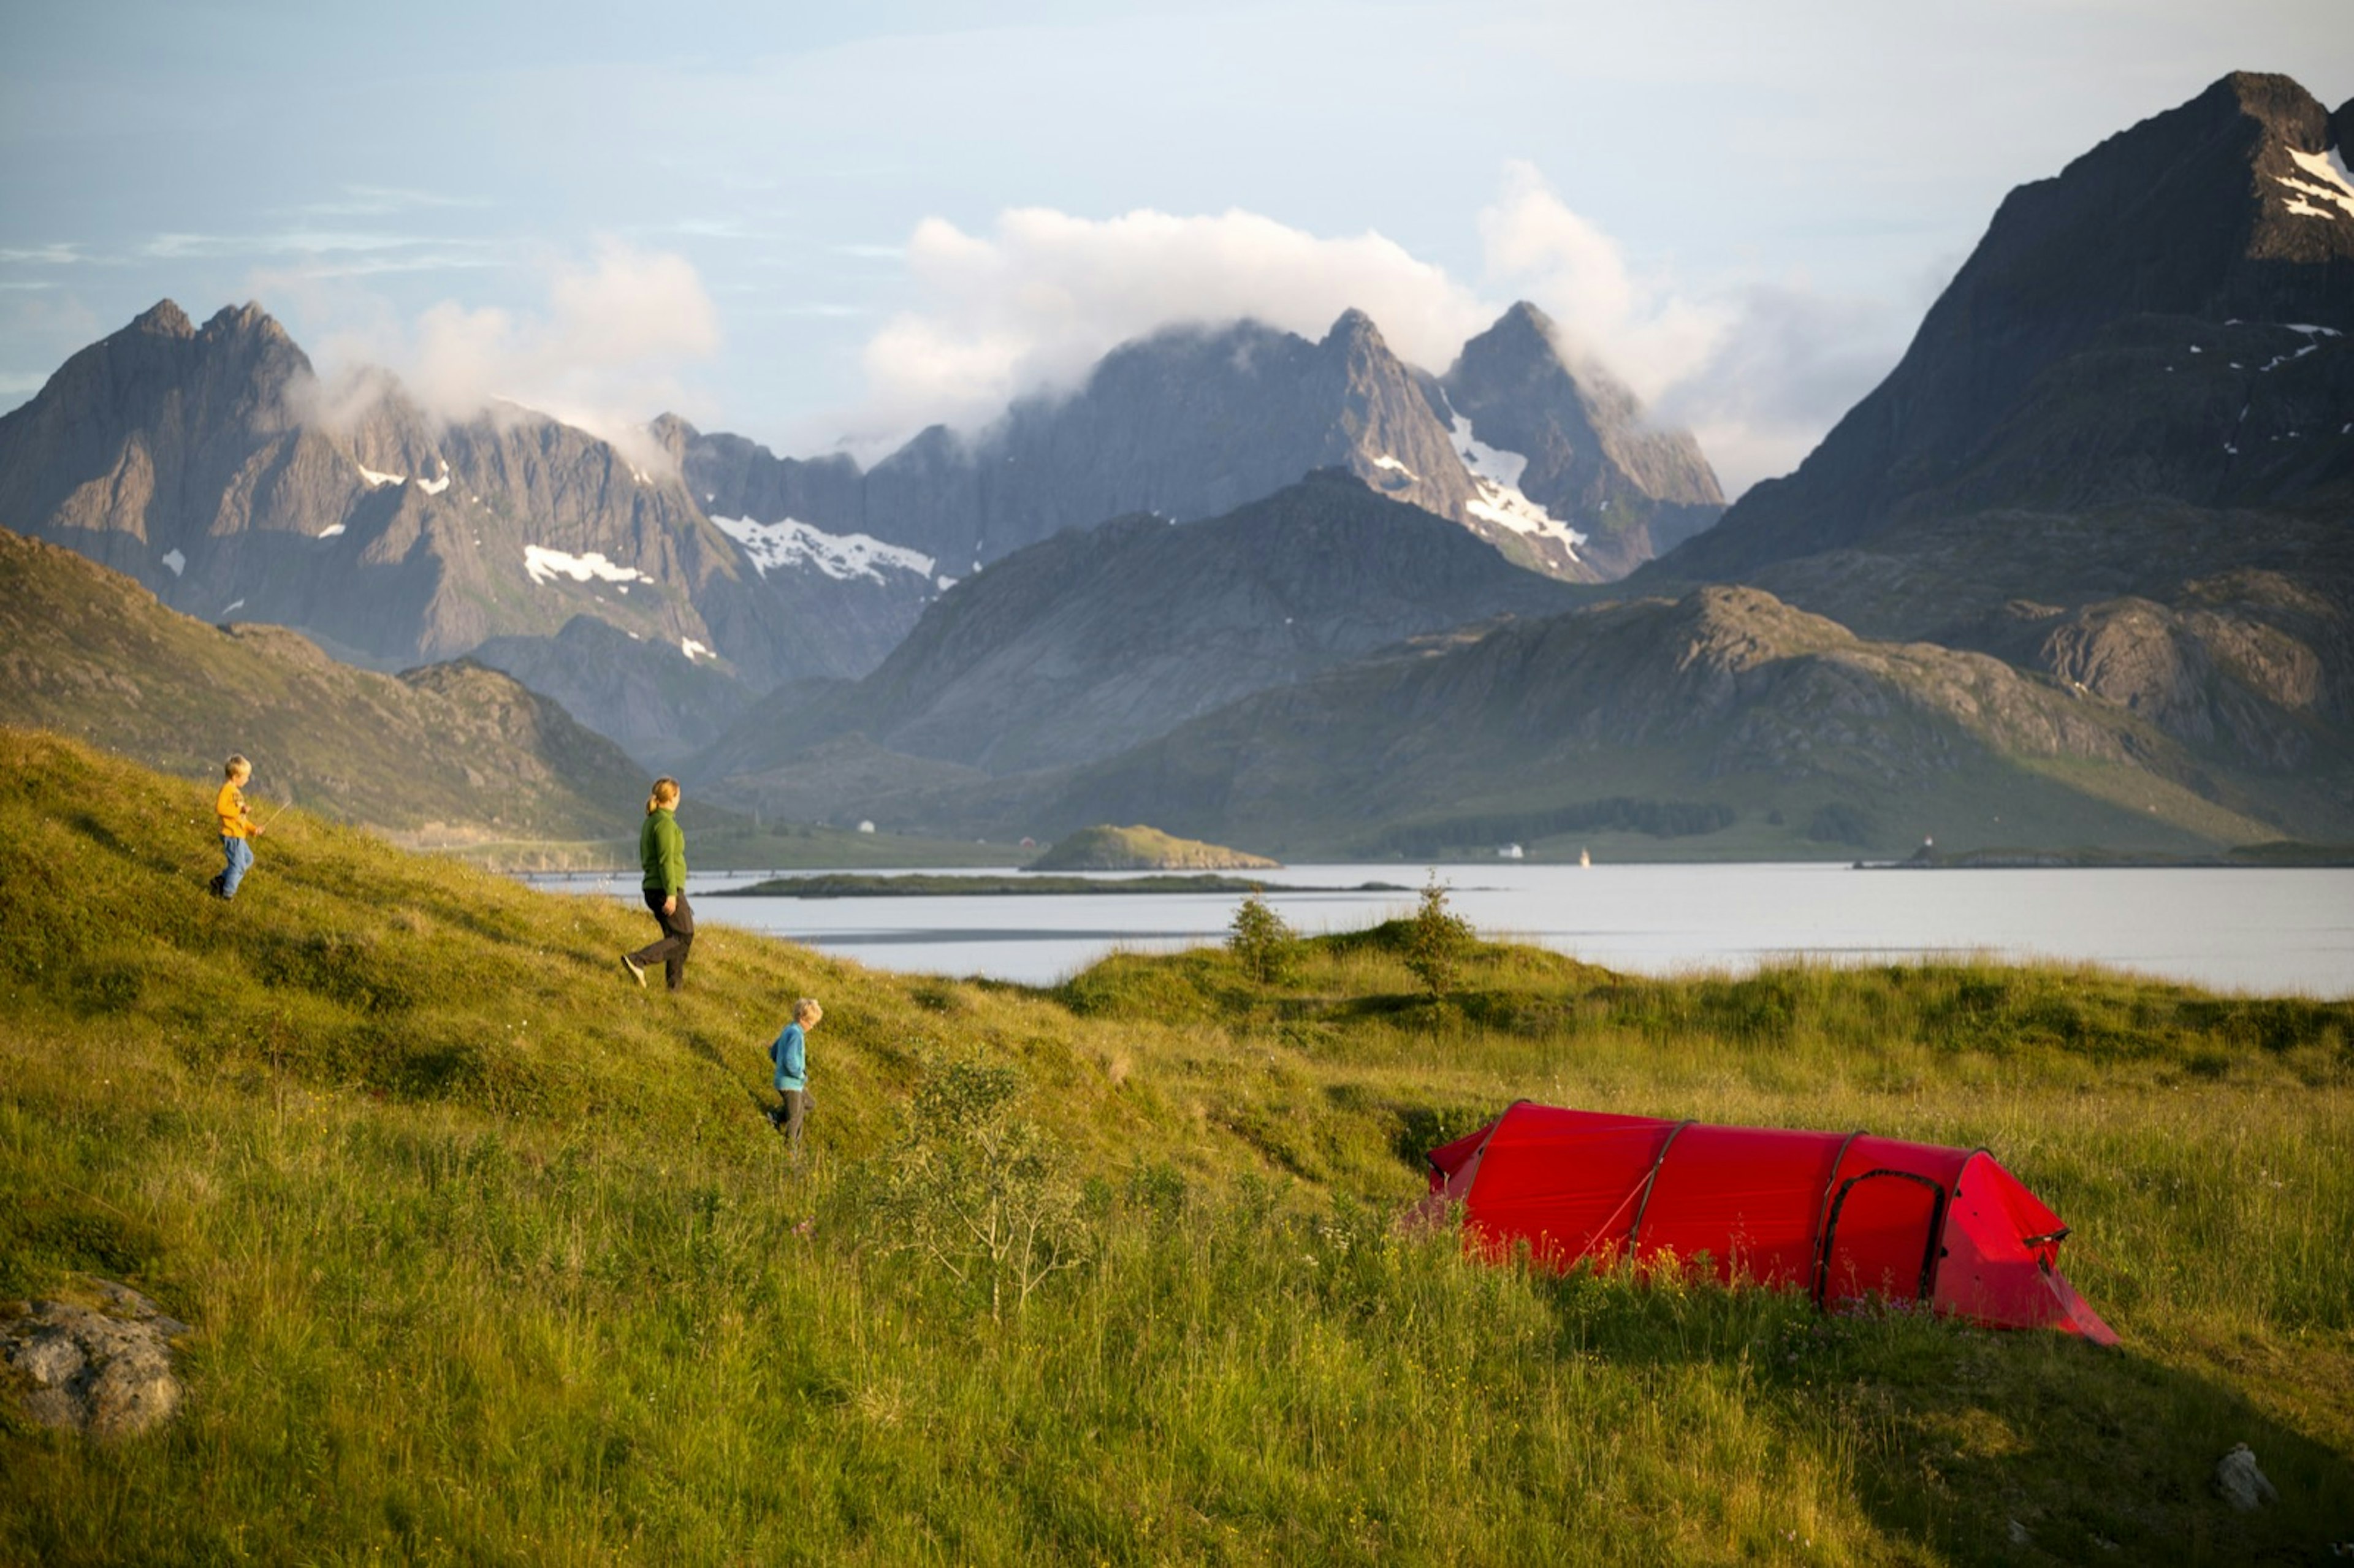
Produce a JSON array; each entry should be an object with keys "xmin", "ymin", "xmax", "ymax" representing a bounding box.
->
[{"xmin": 646, "ymin": 777, "xmax": 680, "ymax": 815}]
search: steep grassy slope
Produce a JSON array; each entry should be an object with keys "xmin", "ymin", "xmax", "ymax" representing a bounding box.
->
[
  {"xmin": 2, "ymin": 730, "xmax": 2348, "ymax": 1564},
  {"xmin": 0, "ymin": 529, "xmax": 647, "ymax": 844}
]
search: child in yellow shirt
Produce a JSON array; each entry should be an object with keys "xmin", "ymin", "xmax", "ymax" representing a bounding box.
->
[{"xmin": 209, "ymin": 754, "xmax": 263, "ymax": 899}]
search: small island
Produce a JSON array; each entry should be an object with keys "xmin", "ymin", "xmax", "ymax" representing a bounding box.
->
[{"xmin": 1026, "ymin": 823, "xmax": 1281, "ymax": 872}]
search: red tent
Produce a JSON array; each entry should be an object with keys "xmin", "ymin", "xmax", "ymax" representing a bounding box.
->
[{"xmin": 1423, "ymin": 1103, "xmax": 2117, "ymax": 1344}]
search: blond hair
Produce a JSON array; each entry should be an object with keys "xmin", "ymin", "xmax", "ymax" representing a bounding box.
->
[
  {"xmin": 223, "ymin": 754, "xmax": 250, "ymax": 779},
  {"xmin": 646, "ymin": 776, "xmax": 680, "ymax": 815},
  {"xmin": 793, "ymin": 998, "xmax": 822, "ymax": 1022}
]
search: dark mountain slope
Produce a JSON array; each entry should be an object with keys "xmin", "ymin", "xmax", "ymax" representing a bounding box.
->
[
  {"xmin": 1665, "ymin": 71, "xmax": 2354, "ymax": 582},
  {"xmin": 698, "ymin": 469, "xmax": 1585, "ymax": 789},
  {"xmin": 1026, "ymin": 585, "xmax": 2342, "ymax": 857}
]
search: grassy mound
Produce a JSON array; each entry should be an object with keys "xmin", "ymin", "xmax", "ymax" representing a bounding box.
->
[
  {"xmin": 2, "ymin": 728, "xmax": 2348, "ymax": 1563},
  {"xmin": 1028, "ymin": 823, "xmax": 1279, "ymax": 871}
]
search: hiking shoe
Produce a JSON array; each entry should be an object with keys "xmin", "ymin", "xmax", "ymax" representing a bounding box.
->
[
  {"xmin": 620, "ymin": 953, "xmax": 647, "ymax": 988},
  {"xmin": 205, "ymin": 875, "xmax": 223, "ymax": 898}
]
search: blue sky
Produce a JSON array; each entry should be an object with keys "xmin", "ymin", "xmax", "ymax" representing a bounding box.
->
[{"xmin": 2, "ymin": 1, "xmax": 2346, "ymax": 492}]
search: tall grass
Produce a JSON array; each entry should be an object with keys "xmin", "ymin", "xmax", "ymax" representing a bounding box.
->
[{"xmin": 2, "ymin": 729, "xmax": 2349, "ymax": 1564}]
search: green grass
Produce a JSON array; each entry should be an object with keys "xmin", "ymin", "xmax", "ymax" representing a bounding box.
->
[{"xmin": 2, "ymin": 728, "xmax": 2349, "ymax": 1564}]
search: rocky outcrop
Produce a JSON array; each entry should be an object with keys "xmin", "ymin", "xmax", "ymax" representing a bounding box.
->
[
  {"xmin": 2, "ymin": 1280, "xmax": 188, "ymax": 1441},
  {"xmin": 1957, "ymin": 590, "xmax": 2328, "ymax": 771}
]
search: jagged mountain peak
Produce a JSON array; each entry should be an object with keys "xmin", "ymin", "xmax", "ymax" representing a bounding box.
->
[
  {"xmin": 132, "ymin": 300, "xmax": 194, "ymax": 338},
  {"xmin": 1663, "ymin": 69, "xmax": 2354, "ymax": 582},
  {"xmin": 1441, "ymin": 301, "xmax": 1725, "ymax": 577},
  {"xmin": 1322, "ymin": 306, "xmax": 1385, "ymax": 349},
  {"xmin": 198, "ymin": 300, "xmax": 291, "ymax": 344},
  {"xmin": 1486, "ymin": 299, "xmax": 1560, "ymax": 349}
]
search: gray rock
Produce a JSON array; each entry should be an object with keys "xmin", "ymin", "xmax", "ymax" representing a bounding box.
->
[
  {"xmin": 1, "ymin": 1279, "xmax": 188, "ymax": 1441},
  {"xmin": 2212, "ymin": 1442, "xmax": 2279, "ymax": 1512}
]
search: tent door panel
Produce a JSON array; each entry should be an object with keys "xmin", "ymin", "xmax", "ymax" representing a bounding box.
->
[{"xmin": 1815, "ymin": 1171, "xmax": 1946, "ymax": 1307}]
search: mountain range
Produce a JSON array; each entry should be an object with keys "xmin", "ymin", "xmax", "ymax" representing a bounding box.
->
[
  {"xmin": 682, "ymin": 70, "xmax": 2354, "ymax": 858},
  {"xmin": 2, "ymin": 70, "xmax": 2348, "ymax": 862},
  {"xmin": 700, "ymin": 469, "xmax": 1583, "ymax": 796},
  {"xmin": 671, "ymin": 300, "xmax": 1723, "ymax": 585},
  {"xmin": 0, "ymin": 289, "xmax": 1717, "ymax": 771}
]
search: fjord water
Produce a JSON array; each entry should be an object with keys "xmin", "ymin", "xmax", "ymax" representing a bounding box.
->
[{"xmin": 539, "ymin": 862, "xmax": 2354, "ymax": 997}]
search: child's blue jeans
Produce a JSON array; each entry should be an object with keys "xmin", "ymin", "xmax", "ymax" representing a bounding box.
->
[{"xmin": 219, "ymin": 835, "xmax": 253, "ymax": 897}]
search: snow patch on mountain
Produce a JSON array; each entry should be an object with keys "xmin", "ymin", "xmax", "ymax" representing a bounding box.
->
[
  {"xmin": 2275, "ymin": 148, "xmax": 2354, "ymax": 219},
  {"xmin": 710, "ymin": 514, "xmax": 935, "ymax": 584},
  {"xmin": 680, "ymin": 637, "xmax": 712, "ymax": 661},
  {"xmin": 317, "ymin": 524, "xmax": 346, "ymax": 539},
  {"xmin": 358, "ymin": 456, "xmax": 453, "ymax": 493},
  {"xmin": 161, "ymin": 549, "xmax": 185, "ymax": 576},
  {"xmin": 1448, "ymin": 415, "xmax": 1586, "ymax": 555},
  {"xmin": 524, "ymin": 545, "xmax": 647, "ymax": 587},
  {"xmin": 1372, "ymin": 454, "xmax": 1419, "ymax": 481}
]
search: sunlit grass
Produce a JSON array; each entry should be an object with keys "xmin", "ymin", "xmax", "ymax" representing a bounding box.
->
[{"xmin": 2, "ymin": 728, "xmax": 2349, "ymax": 1564}]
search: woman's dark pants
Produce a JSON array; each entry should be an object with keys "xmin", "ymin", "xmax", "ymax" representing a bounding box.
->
[
  {"xmin": 775, "ymin": 1087, "xmax": 810, "ymax": 1149},
  {"xmin": 629, "ymin": 889, "xmax": 695, "ymax": 989}
]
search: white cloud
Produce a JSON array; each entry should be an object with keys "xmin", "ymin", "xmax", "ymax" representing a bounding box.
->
[
  {"xmin": 1652, "ymin": 281, "xmax": 1909, "ymax": 495},
  {"xmin": 300, "ymin": 241, "xmax": 720, "ymax": 473},
  {"xmin": 1477, "ymin": 161, "xmax": 1727, "ymax": 402},
  {"xmin": 853, "ymin": 205, "xmax": 1493, "ymax": 437},
  {"xmin": 841, "ymin": 164, "xmax": 1900, "ymax": 494}
]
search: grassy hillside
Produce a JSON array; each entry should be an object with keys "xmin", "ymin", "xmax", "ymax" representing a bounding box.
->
[
  {"xmin": 0, "ymin": 528, "xmax": 646, "ymax": 843},
  {"xmin": 1, "ymin": 728, "xmax": 2348, "ymax": 1564}
]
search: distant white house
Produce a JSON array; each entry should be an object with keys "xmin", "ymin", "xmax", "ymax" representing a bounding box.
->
[{"xmin": 1498, "ymin": 843, "xmax": 1525, "ymax": 860}]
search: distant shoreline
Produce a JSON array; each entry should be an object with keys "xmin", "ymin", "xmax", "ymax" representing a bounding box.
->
[
  {"xmin": 1858, "ymin": 844, "xmax": 2354, "ymax": 870},
  {"xmin": 708, "ymin": 872, "xmax": 1414, "ymax": 898}
]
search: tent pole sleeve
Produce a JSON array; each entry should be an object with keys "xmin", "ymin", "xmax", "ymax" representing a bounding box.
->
[
  {"xmin": 1809, "ymin": 1130, "xmax": 1867, "ymax": 1307},
  {"xmin": 1916, "ymin": 1184, "xmax": 1951, "ymax": 1303},
  {"xmin": 1816, "ymin": 1169, "xmax": 1947, "ymax": 1305},
  {"xmin": 1626, "ymin": 1120, "xmax": 1695, "ymax": 1252},
  {"xmin": 1442, "ymin": 1098, "xmax": 1533, "ymax": 1201}
]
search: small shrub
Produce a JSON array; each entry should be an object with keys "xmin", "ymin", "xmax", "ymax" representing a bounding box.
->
[
  {"xmin": 1403, "ymin": 872, "xmax": 1474, "ymax": 1003},
  {"xmin": 1227, "ymin": 888, "xmax": 1299, "ymax": 984},
  {"xmin": 866, "ymin": 1054, "xmax": 1092, "ymax": 1321}
]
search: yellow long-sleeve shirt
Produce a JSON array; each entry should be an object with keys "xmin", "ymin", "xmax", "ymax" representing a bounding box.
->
[{"xmin": 216, "ymin": 780, "xmax": 254, "ymax": 839}]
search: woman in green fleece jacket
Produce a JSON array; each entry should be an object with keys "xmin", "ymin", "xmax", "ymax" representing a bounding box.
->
[{"xmin": 622, "ymin": 777, "xmax": 694, "ymax": 991}]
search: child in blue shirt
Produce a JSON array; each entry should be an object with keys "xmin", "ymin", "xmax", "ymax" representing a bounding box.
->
[{"xmin": 768, "ymin": 998, "xmax": 821, "ymax": 1152}]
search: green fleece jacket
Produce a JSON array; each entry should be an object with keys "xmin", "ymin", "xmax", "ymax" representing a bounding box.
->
[{"xmin": 640, "ymin": 807, "xmax": 686, "ymax": 895}]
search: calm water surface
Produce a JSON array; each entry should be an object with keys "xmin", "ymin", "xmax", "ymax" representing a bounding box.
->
[{"xmin": 528, "ymin": 862, "xmax": 2354, "ymax": 998}]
